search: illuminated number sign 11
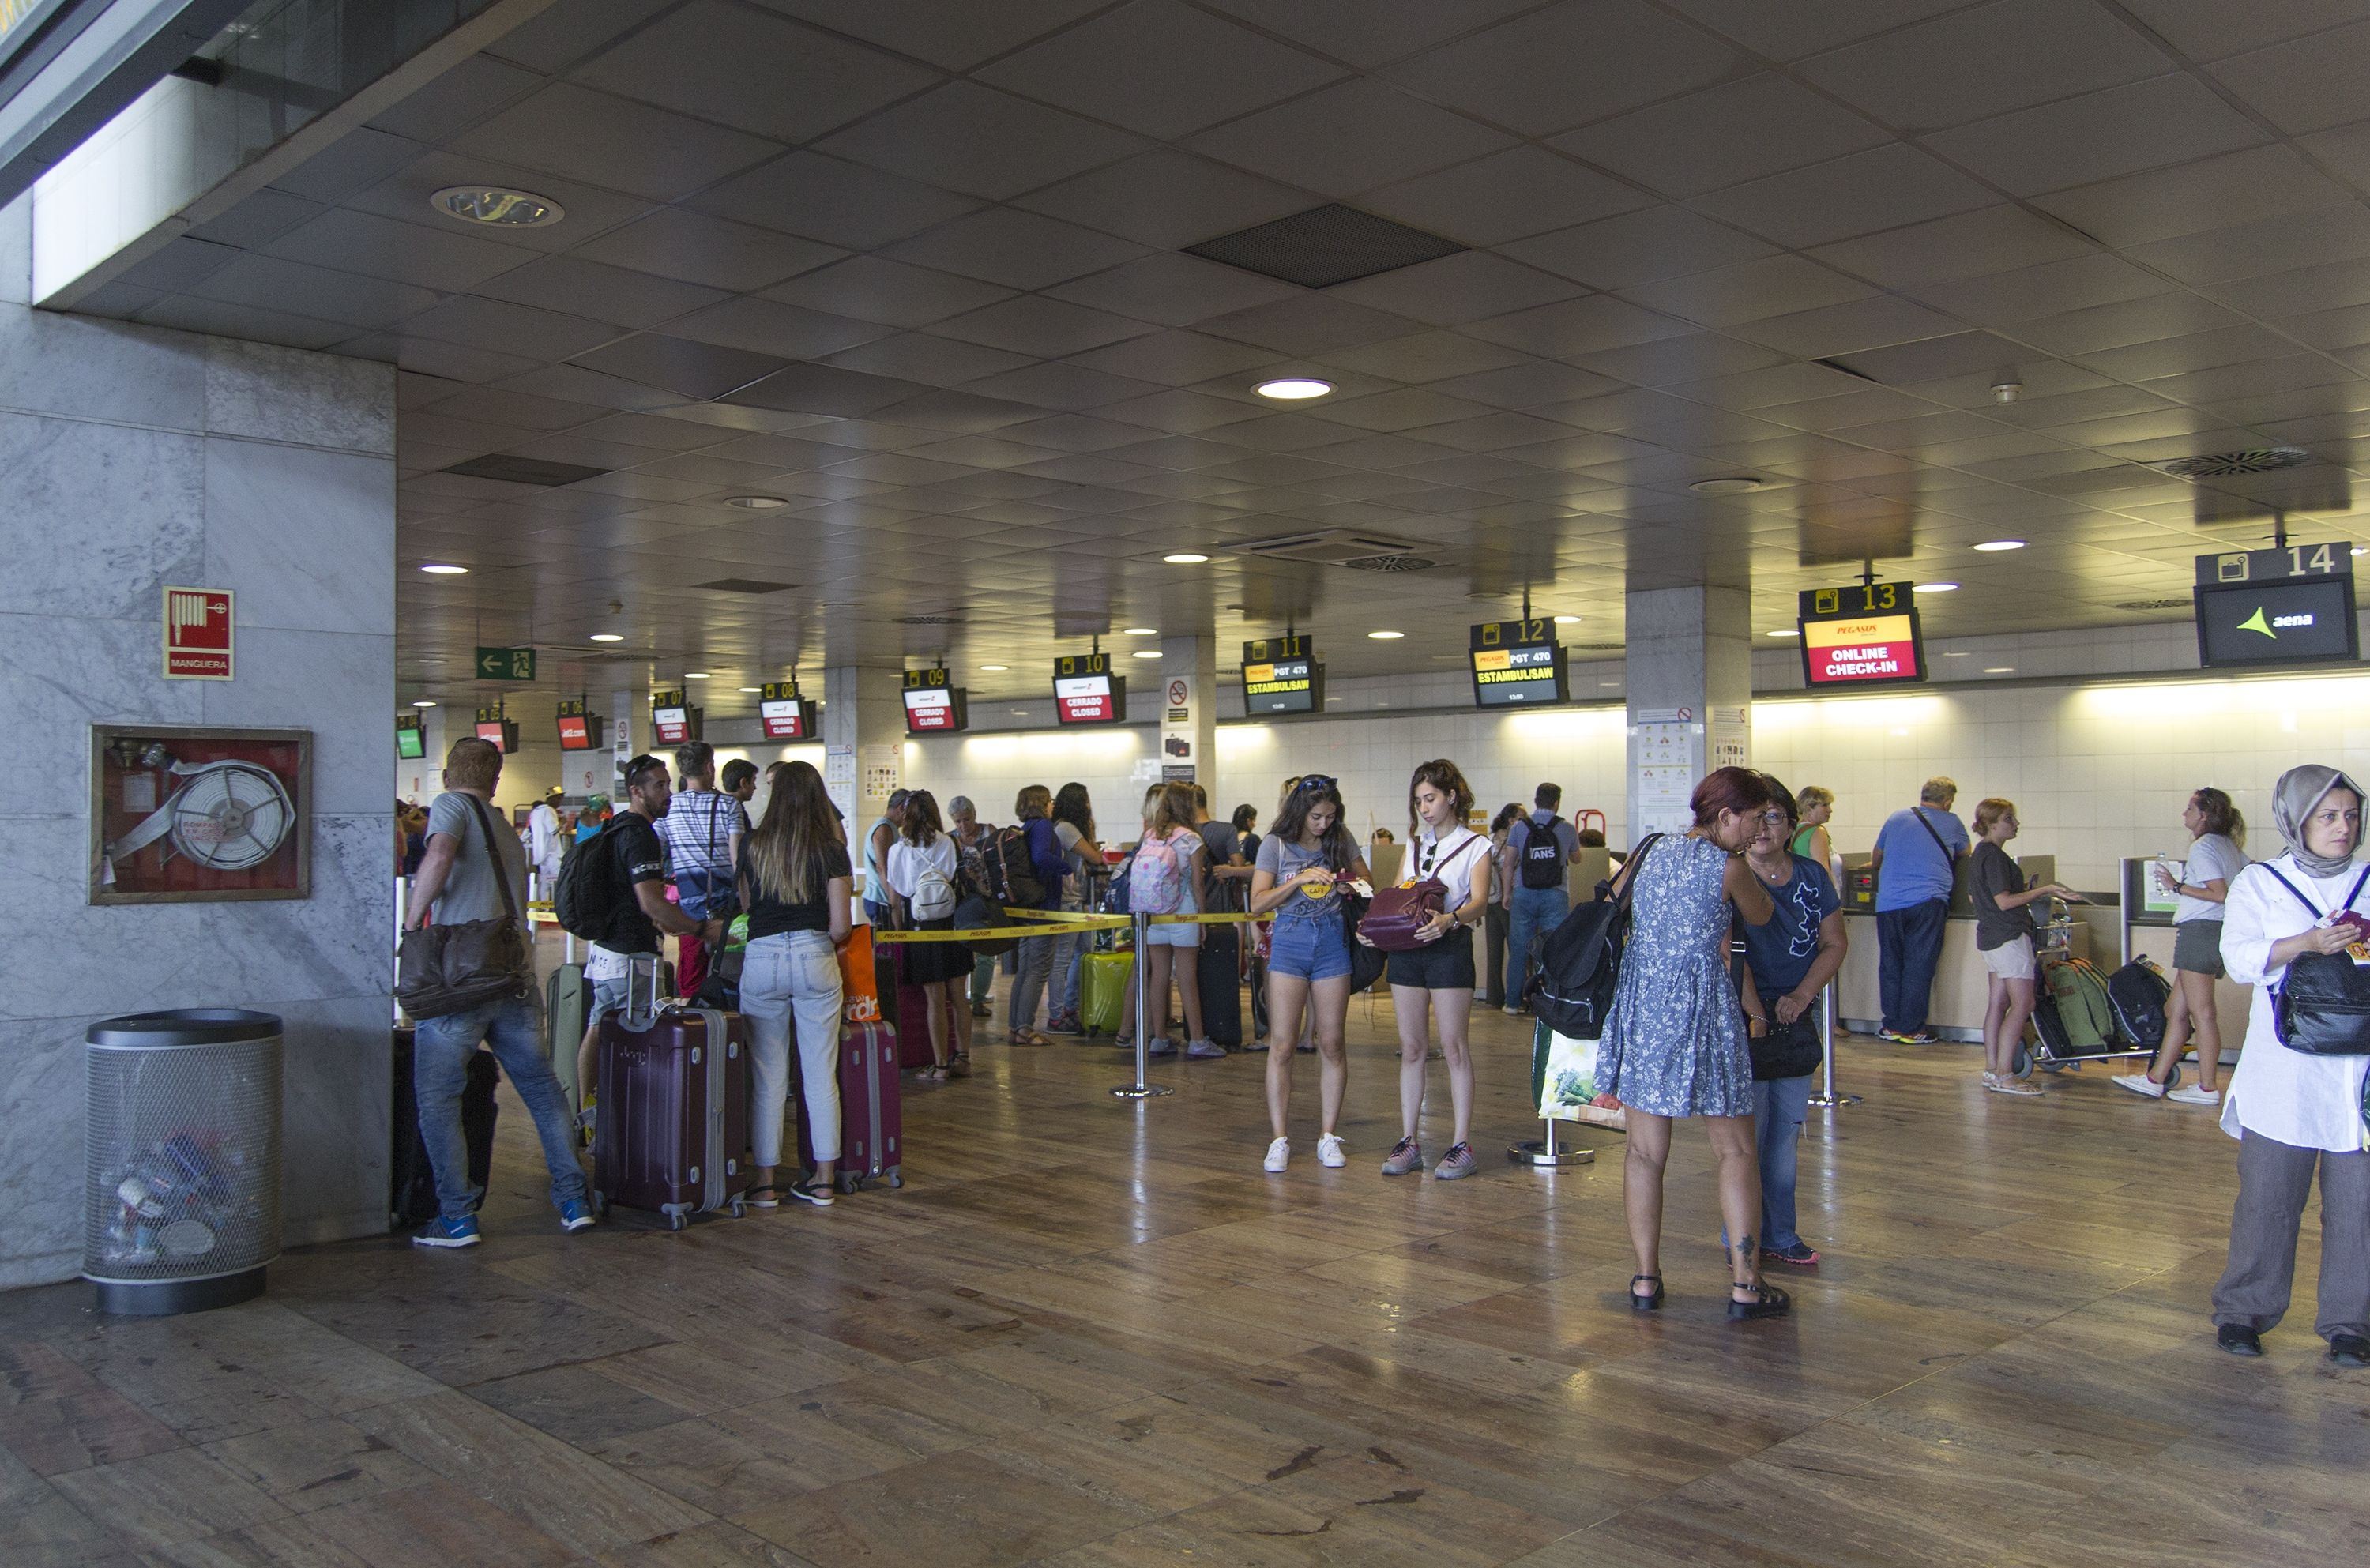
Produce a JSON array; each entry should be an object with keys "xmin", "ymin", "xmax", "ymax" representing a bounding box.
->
[{"xmin": 1242, "ymin": 634, "xmax": 1321, "ymax": 714}]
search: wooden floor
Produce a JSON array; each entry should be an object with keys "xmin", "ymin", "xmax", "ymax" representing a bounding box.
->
[{"xmin": 6, "ymin": 998, "xmax": 2366, "ymax": 1568}]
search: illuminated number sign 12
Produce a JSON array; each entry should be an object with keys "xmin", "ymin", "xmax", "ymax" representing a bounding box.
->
[
  {"xmin": 1797, "ymin": 583, "xmax": 1925, "ymax": 686},
  {"xmin": 1469, "ymin": 619, "xmax": 1568, "ymax": 708}
]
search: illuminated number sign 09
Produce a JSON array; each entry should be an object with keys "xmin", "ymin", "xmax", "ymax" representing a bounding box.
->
[
  {"xmin": 1797, "ymin": 583, "xmax": 1925, "ymax": 687},
  {"xmin": 1468, "ymin": 619, "xmax": 1567, "ymax": 708},
  {"xmin": 902, "ymin": 667, "xmax": 967, "ymax": 733}
]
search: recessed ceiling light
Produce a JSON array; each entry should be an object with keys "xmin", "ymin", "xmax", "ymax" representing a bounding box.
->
[
  {"xmin": 1163, "ymin": 552, "xmax": 1209, "ymax": 564},
  {"xmin": 431, "ymin": 185, "xmax": 563, "ymax": 227},
  {"xmin": 684, "ymin": 672, "xmax": 710, "ymax": 679},
  {"xmin": 589, "ymin": 633, "xmax": 624, "ymax": 642},
  {"xmin": 412, "ymin": 699, "xmax": 436, "ymax": 708},
  {"xmin": 1122, "ymin": 626, "xmax": 1157, "ymax": 636},
  {"xmin": 1132, "ymin": 649, "xmax": 1162, "ymax": 659},
  {"xmin": 980, "ymin": 663, "xmax": 1009, "ymax": 671},
  {"xmin": 1913, "ymin": 581, "xmax": 1958, "ymax": 592},
  {"xmin": 1984, "ymin": 667, "xmax": 2014, "ymax": 674},
  {"xmin": 2354, "ymin": 547, "xmax": 2366, "ymax": 557},
  {"xmin": 1765, "ymin": 629, "xmax": 1799, "ymax": 637},
  {"xmin": 1942, "ymin": 651, "xmax": 1970, "ymax": 657},
  {"xmin": 1255, "ymin": 378, "xmax": 1332, "ymax": 400},
  {"xmin": 723, "ymin": 494, "xmax": 790, "ymax": 510},
  {"xmin": 1972, "ymin": 539, "xmax": 2025, "ymax": 552},
  {"xmin": 419, "ymin": 563, "xmax": 468, "ymax": 575},
  {"xmin": 738, "ymin": 686, "xmax": 760, "ymax": 693},
  {"xmin": 1691, "ymin": 476, "xmax": 1762, "ymax": 494},
  {"xmin": 1367, "ymin": 630, "xmax": 1404, "ymax": 640},
  {"xmin": 1552, "ymin": 614, "xmax": 1582, "ymax": 624}
]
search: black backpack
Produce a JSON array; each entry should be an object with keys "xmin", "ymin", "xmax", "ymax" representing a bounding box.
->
[
  {"xmin": 2105, "ymin": 961, "xmax": 2171, "ymax": 1049},
  {"xmin": 1518, "ymin": 818, "xmax": 1570, "ymax": 890},
  {"xmin": 552, "ymin": 822, "xmax": 618, "ymax": 940},
  {"xmin": 993, "ymin": 825, "xmax": 1048, "ymax": 909},
  {"xmin": 1527, "ymin": 835, "xmax": 1661, "ymax": 1038}
]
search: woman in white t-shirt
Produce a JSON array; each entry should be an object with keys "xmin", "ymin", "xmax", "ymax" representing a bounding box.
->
[
  {"xmin": 2207, "ymin": 765, "xmax": 2370, "ymax": 1367},
  {"xmin": 1366, "ymin": 759, "xmax": 1495, "ymax": 1183},
  {"xmin": 886, "ymin": 789, "xmax": 969, "ymax": 1081},
  {"xmin": 2120, "ymin": 787, "xmax": 2248, "ymax": 1106}
]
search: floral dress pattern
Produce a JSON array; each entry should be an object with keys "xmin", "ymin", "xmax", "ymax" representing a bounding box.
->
[{"xmin": 1597, "ymin": 833, "xmax": 1753, "ymax": 1118}]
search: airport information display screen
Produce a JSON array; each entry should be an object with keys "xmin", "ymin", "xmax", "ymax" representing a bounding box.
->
[
  {"xmin": 396, "ymin": 720, "xmax": 425, "ymax": 759},
  {"xmin": 473, "ymin": 716, "xmax": 518, "ymax": 753},
  {"xmin": 1243, "ymin": 635, "xmax": 1321, "ymax": 714},
  {"xmin": 759, "ymin": 684, "xmax": 814, "ymax": 739},
  {"xmin": 1797, "ymin": 583, "xmax": 1925, "ymax": 686},
  {"xmin": 2195, "ymin": 544, "xmax": 2358, "ymax": 668},
  {"xmin": 1053, "ymin": 652, "xmax": 1124, "ymax": 724},
  {"xmin": 903, "ymin": 668, "xmax": 966, "ymax": 733},
  {"xmin": 556, "ymin": 713, "xmax": 594, "ymax": 750},
  {"xmin": 1469, "ymin": 619, "xmax": 1567, "ymax": 707}
]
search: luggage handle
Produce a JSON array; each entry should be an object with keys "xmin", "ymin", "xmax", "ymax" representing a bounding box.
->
[{"xmin": 626, "ymin": 952, "xmax": 663, "ymax": 1028}]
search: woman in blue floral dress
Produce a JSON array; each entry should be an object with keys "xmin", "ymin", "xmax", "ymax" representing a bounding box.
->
[{"xmin": 1599, "ymin": 767, "xmax": 1788, "ymax": 1320}]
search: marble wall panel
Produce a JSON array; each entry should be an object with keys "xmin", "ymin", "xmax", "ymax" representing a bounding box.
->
[
  {"xmin": 206, "ymin": 338, "xmax": 396, "ymax": 457},
  {"xmin": 0, "ymin": 305, "xmax": 207, "ymax": 431},
  {"xmin": 204, "ymin": 440, "xmax": 397, "ymax": 637},
  {"xmin": 0, "ymin": 1016, "xmax": 85, "ymax": 1290},
  {"xmin": 0, "ymin": 414, "xmax": 206, "ymax": 619}
]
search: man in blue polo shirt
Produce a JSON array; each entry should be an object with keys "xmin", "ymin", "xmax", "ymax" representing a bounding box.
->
[{"xmin": 1869, "ymin": 776, "xmax": 1969, "ymax": 1043}]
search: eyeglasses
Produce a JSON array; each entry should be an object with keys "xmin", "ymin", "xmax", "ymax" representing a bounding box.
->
[{"xmin": 1296, "ymin": 775, "xmax": 1337, "ymax": 794}]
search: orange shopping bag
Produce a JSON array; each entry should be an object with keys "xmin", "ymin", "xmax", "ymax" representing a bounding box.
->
[{"xmin": 837, "ymin": 927, "xmax": 882, "ymax": 1021}]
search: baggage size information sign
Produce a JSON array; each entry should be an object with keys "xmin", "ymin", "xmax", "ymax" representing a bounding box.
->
[{"xmin": 1797, "ymin": 583, "xmax": 1925, "ymax": 686}]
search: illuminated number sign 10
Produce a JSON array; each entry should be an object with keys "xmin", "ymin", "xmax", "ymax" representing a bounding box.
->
[{"xmin": 1052, "ymin": 651, "xmax": 1123, "ymax": 725}]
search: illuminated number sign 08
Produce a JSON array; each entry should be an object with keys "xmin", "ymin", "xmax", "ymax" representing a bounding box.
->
[{"xmin": 1797, "ymin": 583, "xmax": 1925, "ymax": 687}]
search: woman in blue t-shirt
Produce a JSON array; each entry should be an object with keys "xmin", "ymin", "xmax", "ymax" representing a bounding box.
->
[{"xmin": 1734, "ymin": 778, "xmax": 1849, "ymax": 1269}]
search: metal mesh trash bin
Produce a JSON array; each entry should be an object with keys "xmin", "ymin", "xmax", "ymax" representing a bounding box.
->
[{"xmin": 84, "ymin": 1010, "xmax": 282, "ymax": 1316}]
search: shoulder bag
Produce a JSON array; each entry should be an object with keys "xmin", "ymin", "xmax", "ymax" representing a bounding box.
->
[
  {"xmin": 397, "ymin": 795, "xmax": 532, "ymax": 1020},
  {"xmin": 2261, "ymin": 863, "xmax": 2370, "ymax": 1055},
  {"xmin": 1359, "ymin": 832, "xmax": 1484, "ymax": 952}
]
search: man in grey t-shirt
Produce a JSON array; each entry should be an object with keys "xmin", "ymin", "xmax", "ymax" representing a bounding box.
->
[{"xmin": 403, "ymin": 737, "xmax": 592, "ymax": 1250}]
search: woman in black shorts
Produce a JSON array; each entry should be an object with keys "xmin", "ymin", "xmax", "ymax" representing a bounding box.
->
[{"xmin": 1371, "ymin": 759, "xmax": 1495, "ymax": 1182}]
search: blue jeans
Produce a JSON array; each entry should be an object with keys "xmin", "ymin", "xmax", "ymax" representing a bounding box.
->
[
  {"xmin": 1876, "ymin": 897, "xmax": 1949, "ymax": 1033},
  {"xmin": 1053, "ymin": 929, "xmax": 1084, "ymax": 1021},
  {"xmin": 1504, "ymin": 883, "xmax": 1571, "ymax": 1005},
  {"xmin": 413, "ymin": 992, "xmax": 585, "ymax": 1221},
  {"xmin": 1009, "ymin": 932, "xmax": 1054, "ymax": 1032},
  {"xmin": 1754, "ymin": 1074, "xmax": 1812, "ymax": 1251}
]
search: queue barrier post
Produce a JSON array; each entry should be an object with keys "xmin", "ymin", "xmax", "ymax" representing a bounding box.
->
[
  {"xmin": 1507, "ymin": 1115, "xmax": 1593, "ymax": 1168},
  {"xmin": 1807, "ymin": 977, "xmax": 1860, "ymax": 1109},
  {"xmin": 1111, "ymin": 911, "xmax": 1172, "ymax": 1101}
]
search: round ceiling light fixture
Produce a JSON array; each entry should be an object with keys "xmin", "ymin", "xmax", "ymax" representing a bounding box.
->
[
  {"xmin": 1132, "ymin": 649, "xmax": 1162, "ymax": 659},
  {"xmin": 1255, "ymin": 378, "xmax": 1333, "ymax": 400},
  {"xmin": 1163, "ymin": 552, "xmax": 1210, "ymax": 564},
  {"xmin": 980, "ymin": 663, "xmax": 1009, "ymax": 671},
  {"xmin": 723, "ymin": 494, "xmax": 790, "ymax": 510},
  {"xmin": 1552, "ymin": 614, "xmax": 1582, "ymax": 623},
  {"xmin": 1690, "ymin": 476, "xmax": 1762, "ymax": 494},
  {"xmin": 1367, "ymin": 630, "xmax": 1405, "ymax": 640},
  {"xmin": 684, "ymin": 671, "xmax": 710, "ymax": 679},
  {"xmin": 431, "ymin": 185, "xmax": 564, "ymax": 227},
  {"xmin": 419, "ymin": 563, "xmax": 468, "ymax": 574},
  {"xmin": 588, "ymin": 633, "xmax": 624, "ymax": 642},
  {"xmin": 1972, "ymin": 539, "xmax": 2025, "ymax": 551},
  {"xmin": 412, "ymin": 699, "xmax": 437, "ymax": 708},
  {"xmin": 1913, "ymin": 581, "xmax": 1958, "ymax": 592}
]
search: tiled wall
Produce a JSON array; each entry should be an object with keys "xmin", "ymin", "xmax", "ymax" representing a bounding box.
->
[{"xmin": 1, "ymin": 197, "xmax": 397, "ymax": 1288}]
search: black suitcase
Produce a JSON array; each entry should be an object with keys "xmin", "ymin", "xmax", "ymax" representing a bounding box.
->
[
  {"xmin": 2106, "ymin": 960, "xmax": 2172, "ymax": 1049},
  {"xmin": 1197, "ymin": 921, "xmax": 1243, "ymax": 1047},
  {"xmin": 2027, "ymin": 991, "xmax": 2075, "ymax": 1062},
  {"xmin": 390, "ymin": 1026, "xmax": 498, "ymax": 1228}
]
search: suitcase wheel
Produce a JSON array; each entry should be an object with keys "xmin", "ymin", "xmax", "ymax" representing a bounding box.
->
[
  {"xmin": 884, "ymin": 1171, "xmax": 905, "ymax": 1190},
  {"xmin": 2164, "ymin": 1061, "xmax": 2183, "ymax": 1092},
  {"xmin": 729, "ymin": 1198, "xmax": 747, "ymax": 1219},
  {"xmin": 667, "ymin": 1212, "xmax": 687, "ymax": 1232},
  {"xmin": 2011, "ymin": 1045, "xmax": 2032, "ymax": 1080},
  {"xmin": 836, "ymin": 1172, "xmax": 862, "ymax": 1195},
  {"xmin": 590, "ymin": 1191, "xmax": 608, "ymax": 1220}
]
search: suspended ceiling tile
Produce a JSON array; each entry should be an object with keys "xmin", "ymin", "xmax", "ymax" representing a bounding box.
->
[
  {"xmin": 930, "ymin": 294, "xmax": 1155, "ymax": 356},
  {"xmin": 1622, "ymin": 253, "xmax": 1875, "ymax": 329},
  {"xmin": 1734, "ymin": 296, "xmax": 1964, "ymax": 360},
  {"xmin": 569, "ymin": 0, "xmax": 938, "ymax": 144},
  {"xmin": 1798, "ymin": 0, "xmax": 2170, "ymax": 133},
  {"xmin": 131, "ymin": 295, "xmax": 354, "ymax": 351},
  {"xmin": 1427, "ymin": 358, "xmax": 1625, "ymax": 410},
  {"xmin": 1379, "ymin": 1, "xmax": 1751, "ymax": 137},
  {"xmin": 1196, "ymin": 295, "xmax": 1424, "ymax": 357},
  {"xmin": 2207, "ymin": 17, "xmax": 2370, "ymax": 137},
  {"xmin": 815, "ymin": 81, "xmax": 1149, "ymax": 201},
  {"xmin": 1809, "ymin": 205, "xmax": 2101, "ymax": 291},
  {"xmin": 2011, "ymin": 292, "xmax": 2252, "ymax": 357},
  {"xmin": 1926, "ymin": 73, "xmax": 2268, "ymax": 198},
  {"xmin": 472, "ymin": 255, "xmax": 729, "ymax": 331},
  {"xmin": 1905, "ymin": 253, "xmax": 2176, "ymax": 325},
  {"xmin": 449, "ymin": 82, "xmax": 781, "ymax": 203},
  {"xmin": 1462, "ymin": 294, "xmax": 1694, "ymax": 357},
  {"xmin": 570, "ymin": 209, "xmax": 848, "ymax": 294},
  {"xmin": 1042, "ymin": 251, "xmax": 1296, "ymax": 326},
  {"xmin": 760, "ymin": 255, "xmax": 1014, "ymax": 329},
  {"xmin": 2033, "ymin": 145, "xmax": 2355, "ymax": 250},
  {"xmin": 758, "ymin": 0, "xmax": 1111, "ymax": 73},
  {"xmin": 2116, "ymin": 0, "xmax": 2366, "ymax": 62},
  {"xmin": 1568, "ymin": 329, "xmax": 1787, "ymax": 386},
  {"xmin": 1063, "ymin": 329, "xmax": 1282, "ymax": 388},
  {"xmin": 976, "ymin": 0, "xmax": 1344, "ymax": 140},
  {"xmin": 1010, "ymin": 149, "xmax": 1311, "ymax": 250},
  {"xmin": 663, "ymin": 296, "xmax": 890, "ymax": 360},
  {"xmin": 1690, "ymin": 144, "xmax": 1996, "ymax": 250},
  {"xmin": 569, "ymin": 334, "xmax": 794, "ymax": 400},
  {"xmin": 1554, "ymin": 72, "xmax": 1888, "ymax": 200},
  {"xmin": 1653, "ymin": 0, "xmax": 1969, "ymax": 62},
  {"xmin": 187, "ymin": 254, "xmax": 440, "ymax": 329},
  {"xmin": 687, "ymin": 152, "xmax": 983, "ymax": 250},
  {"xmin": 1325, "ymin": 250, "xmax": 1586, "ymax": 326},
  {"xmin": 820, "ymin": 331, "xmax": 1035, "ymax": 387},
  {"xmin": 1358, "ymin": 147, "xmax": 1647, "ymax": 247},
  {"xmin": 1183, "ymin": 79, "xmax": 1514, "ymax": 197},
  {"xmin": 2127, "ymin": 206, "xmax": 2370, "ymax": 288},
  {"xmin": 262, "ymin": 209, "xmax": 536, "ymax": 295}
]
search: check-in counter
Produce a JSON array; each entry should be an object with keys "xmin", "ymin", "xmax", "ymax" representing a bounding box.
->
[
  {"xmin": 2120, "ymin": 856, "xmax": 2252, "ymax": 1061},
  {"xmin": 1836, "ymin": 852, "xmax": 2083, "ymax": 1041}
]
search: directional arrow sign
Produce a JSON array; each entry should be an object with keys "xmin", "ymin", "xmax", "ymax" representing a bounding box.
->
[{"xmin": 476, "ymin": 645, "xmax": 536, "ymax": 681}]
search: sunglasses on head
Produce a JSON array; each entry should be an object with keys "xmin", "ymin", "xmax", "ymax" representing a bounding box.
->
[{"xmin": 1297, "ymin": 775, "xmax": 1337, "ymax": 794}]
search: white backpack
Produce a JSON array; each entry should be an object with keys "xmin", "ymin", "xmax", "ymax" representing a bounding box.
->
[{"xmin": 912, "ymin": 863, "xmax": 958, "ymax": 922}]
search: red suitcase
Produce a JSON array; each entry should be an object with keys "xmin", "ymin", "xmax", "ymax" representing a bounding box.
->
[
  {"xmin": 592, "ymin": 959, "xmax": 751, "ymax": 1230},
  {"xmin": 894, "ymin": 971, "xmax": 937, "ymax": 1070},
  {"xmin": 799, "ymin": 1020, "xmax": 905, "ymax": 1194}
]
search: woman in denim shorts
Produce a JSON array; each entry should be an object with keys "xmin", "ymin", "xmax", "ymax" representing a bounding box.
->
[{"xmin": 1251, "ymin": 776, "xmax": 1373, "ymax": 1173}]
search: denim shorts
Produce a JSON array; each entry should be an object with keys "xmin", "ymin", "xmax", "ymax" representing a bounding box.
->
[
  {"xmin": 1145, "ymin": 917, "xmax": 1202, "ymax": 948},
  {"xmin": 1268, "ymin": 910, "xmax": 1350, "ymax": 980},
  {"xmin": 589, "ymin": 974, "xmax": 630, "ymax": 1025}
]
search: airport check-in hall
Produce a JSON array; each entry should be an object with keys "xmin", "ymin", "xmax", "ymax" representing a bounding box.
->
[{"xmin": 8, "ymin": 0, "xmax": 2370, "ymax": 1562}]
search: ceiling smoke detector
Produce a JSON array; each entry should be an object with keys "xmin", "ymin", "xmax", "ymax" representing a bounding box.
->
[
  {"xmin": 1991, "ymin": 377, "xmax": 2022, "ymax": 404},
  {"xmin": 2159, "ymin": 447, "xmax": 2312, "ymax": 478},
  {"xmin": 431, "ymin": 186, "xmax": 564, "ymax": 227}
]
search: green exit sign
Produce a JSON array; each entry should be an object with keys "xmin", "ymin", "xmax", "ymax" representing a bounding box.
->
[{"xmin": 476, "ymin": 645, "xmax": 536, "ymax": 681}]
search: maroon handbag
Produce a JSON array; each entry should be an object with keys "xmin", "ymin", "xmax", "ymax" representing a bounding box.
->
[{"xmin": 1359, "ymin": 879, "xmax": 1444, "ymax": 950}]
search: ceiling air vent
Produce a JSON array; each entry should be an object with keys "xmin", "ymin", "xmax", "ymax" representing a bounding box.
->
[
  {"xmin": 1244, "ymin": 528, "xmax": 1428, "ymax": 566},
  {"xmin": 440, "ymin": 454, "xmax": 609, "ymax": 487},
  {"xmin": 1185, "ymin": 205, "xmax": 1464, "ymax": 288},
  {"xmin": 1342, "ymin": 554, "xmax": 1435, "ymax": 572},
  {"xmin": 2158, "ymin": 447, "xmax": 2312, "ymax": 478},
  {"xmin": 2116, "ymin": 597, "xmax": 2193, "ymax": 611},
  {"xmin": 893, "ymin": 614, "xmax": 961, "ymax": 625},
  {"xmin": 692, "ymin": 577, "xmax": 794, "ymax": 594}
]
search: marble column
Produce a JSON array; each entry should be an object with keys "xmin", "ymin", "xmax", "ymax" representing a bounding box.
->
[
  {"xmin": 1157, "ymin": 633, "xmax": 1219, "ymax": 801},
  {"xmin": 609, "ymin": 684, "xmax": 640, "ymax": 793},
  {"xmin": 0, "ymin": 195, "xmax": 397, "ymax": 1287},
  {"xmin": 823, "ymin": 665, "xmax": 904, "ymax": 909},
  {"xmin": 1624, "ymin": 585, "xmax": 1753, "ymax": 841}
]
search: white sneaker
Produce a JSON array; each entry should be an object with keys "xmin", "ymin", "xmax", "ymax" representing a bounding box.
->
[
  {"xmin": 2114, "ymin": 1072, "xmax": 2168, "ymax": 1099},
  {"xmin": 1316, "ymin": 1134, "xmax": 1345, "ymax": 1168},
  {"xmin": 2168, "ymin": 1084, "xmax": 2221, "ymax": 1105},
  {"xmin": 1262, "ymin": 1137, "xmax": 1290, "ymax": 1172}
]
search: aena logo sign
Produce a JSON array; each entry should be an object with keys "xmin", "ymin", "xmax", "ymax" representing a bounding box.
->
[{"xmin": 2237, "ymin": 607, "xmax": 2315, "ymax": 638}]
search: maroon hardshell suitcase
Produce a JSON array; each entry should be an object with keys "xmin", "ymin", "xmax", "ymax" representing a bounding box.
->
[
  {"xmin": 799, "ymin": 1020, "xmax": 905, "ymax": 1194},
  {"xmin": 893, "ymin": 970, "xmax": 937, "ymax": 1070},
  {"xmin": 592, "ymin": 957, "xmax": 751, "ymax": 1229}
]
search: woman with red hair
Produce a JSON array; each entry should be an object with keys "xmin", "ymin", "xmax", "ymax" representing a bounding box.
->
[{"xmin": 1598, "ymin": 767, "xmax": 1787, "ymax": 1320}]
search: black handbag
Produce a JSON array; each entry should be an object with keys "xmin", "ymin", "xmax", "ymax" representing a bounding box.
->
[
  {"xmin": 2262, "ymin": 863, "xmax": 2370, "ymax": 1055},
  {"xmin": 1336, "ymin": 887, "xmax": 1389, "ymax": 994},
  {"xmin": 397, "ymin": 794, "xmax": 532, "ymax": 1021}
]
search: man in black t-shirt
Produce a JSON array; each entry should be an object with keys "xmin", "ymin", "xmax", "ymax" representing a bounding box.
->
[{"xmin": 573, "ymin": 754, "xmax": 699, "ymax": 1135}]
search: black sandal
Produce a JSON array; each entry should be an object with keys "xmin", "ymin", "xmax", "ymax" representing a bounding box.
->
[
  {"xmin": 746, "ymin": 1184, "xmax": 783, "ymax": 1209},
  {"xmin": 1728, "ymin": 1281, "xmax": 1790, "ymax": 1321},
  {"xmin": 1630, "ymin": 1274, "xmax": 1664, "ymax": 1312}
]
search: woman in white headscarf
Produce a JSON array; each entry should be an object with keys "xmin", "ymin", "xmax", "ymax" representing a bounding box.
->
[{"xmin": 2210, "ymin": 764, "xmax": 2370, "ymax": 1367}]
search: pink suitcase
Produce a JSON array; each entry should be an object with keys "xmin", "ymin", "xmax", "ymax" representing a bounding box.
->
[
  {"xmin": 592, "ymin": 958, "xmax": 751, "ymax": 1229},
  {"xmin": 798, "ymin": 1020, "xmax": 905, "ymax": 1194}
]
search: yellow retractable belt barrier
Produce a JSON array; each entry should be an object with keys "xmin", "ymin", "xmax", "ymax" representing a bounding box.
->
[{"xmin": 872, "ymin": 909, "xmax": 1262, "ymax": 943}]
